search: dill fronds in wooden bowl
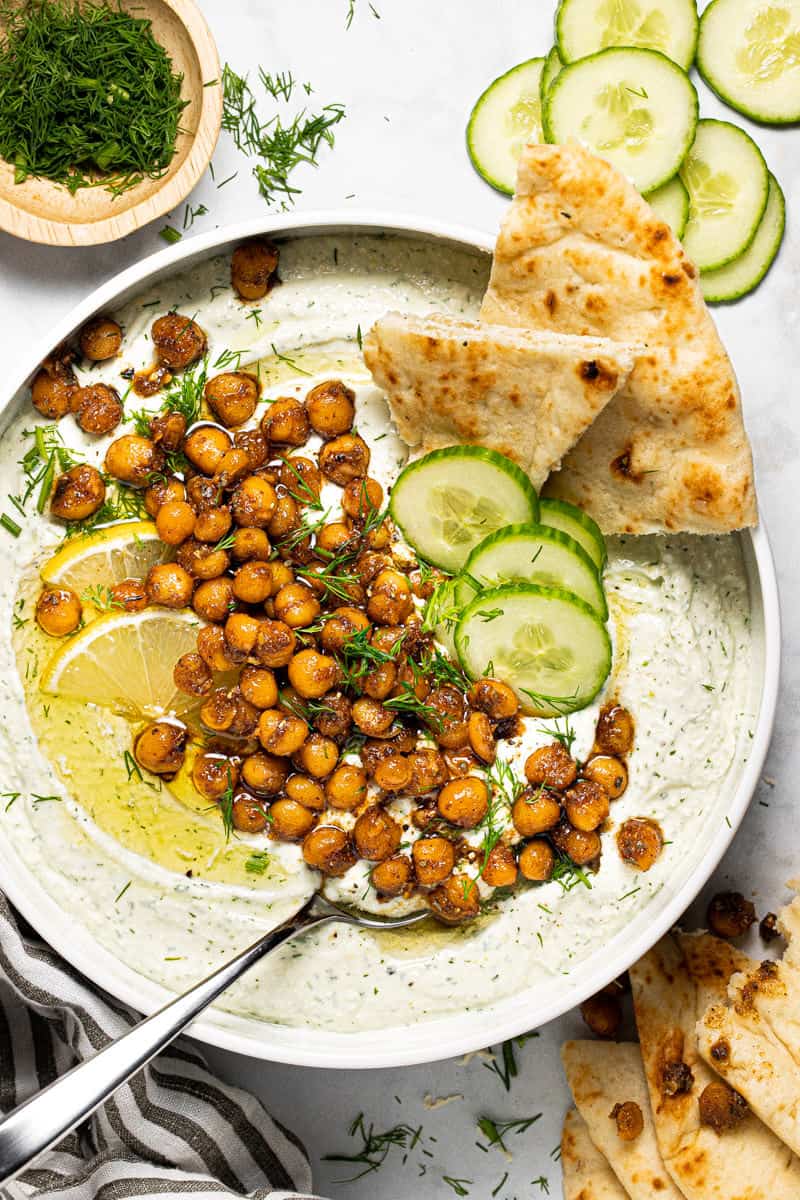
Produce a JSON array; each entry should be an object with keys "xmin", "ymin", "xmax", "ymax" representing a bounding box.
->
[{"xmin": 0, "ymin": 0, "xmax": 221, "ymax": 246}]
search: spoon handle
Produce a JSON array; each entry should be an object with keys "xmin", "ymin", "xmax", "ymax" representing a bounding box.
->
[{"xmin": 0, "ymin": 899, "xmax": 329, "ymax": 1186}]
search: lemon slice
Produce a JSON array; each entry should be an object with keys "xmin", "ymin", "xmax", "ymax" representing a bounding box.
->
[
  {"xmin": 41, "ymin": 521, "xmax": 167, "ymax": 597},
  {"xmin": 40, "ymin": 608, "xmax": 201, "ymax": 718}
]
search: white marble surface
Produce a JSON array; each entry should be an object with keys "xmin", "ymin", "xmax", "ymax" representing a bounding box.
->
[{"xmin": 2, "ymin": 2, "xmax": 800, "ymax": 1196}]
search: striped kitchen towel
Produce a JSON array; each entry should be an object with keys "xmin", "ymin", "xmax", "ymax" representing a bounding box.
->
[{"xmin": 0, "ymin": 895, "xmax": 325, "ymax": 1199}]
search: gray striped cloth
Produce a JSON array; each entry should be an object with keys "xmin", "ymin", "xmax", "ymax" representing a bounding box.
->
[{"xmin": 0, "ymin": 895, "xmax": 325, "ymax": 1200}]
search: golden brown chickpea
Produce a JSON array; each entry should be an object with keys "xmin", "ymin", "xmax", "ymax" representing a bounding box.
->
[
  {"xmin": 200, "ymin": 689, "xmax": 237, "ymax": 733},
  {"xmin": 151, "ymin": 313, "xmax": 206, "ymax": 370},
  {"xmin": 354, "ymin": 807, "xmax": 401, "ymax": 861},
  {"xmin": 437, "ymin": 777, "xmax": 489, "ymax": 828},
  {"xmin": 241, "ymin": 752, "xmax": 288, "ymax": 796},
  {"xmin": 325, "ymin": 763, "xmax": 367, "ymax": 810},
  {"xmin": 267, "ymin": 491, "xmax": 300, "ymax": 539},
  {"xmin": 553, "ymin": 821, "xmax": 602, "ymax": 866},
  {"xmin": 408, "ymin": 749, "xmax": 449, "ymax": 793},
  {"xmin": 196, "ymin": 624, "xmax": 237, "ymax": 672},
  {"xmin": 467, "ymin": 711, "xmax": 496, "ymax": 764},
  {"xmin": 155, "ymin": 500, "xmax": 196, "ymax": 546},
  {"xmin": 232, "ymin": 527, "xmax": 271, "ymax": 562},
  {"xmin": 428, "ymin": 685, "xmax": 469, "ymax": 750},
  {"xmin": 110, "ymin": 577, "xmax": 148, "ymax": 612},
  {"xmin": 192, "ymin": 752, "xmax": 238, "ymax": 800},
  {"xmin": 583, "ymin": 756, "xmax": 628, "ymax": 800},
  {"xmin": 706, "ymin": 892, "xmax": 757, "ymax": 939},
  {"xmin": 228, "ymin": 692, "xmax": 260, "ymax": 738},
  {"xmin": 134, "ymin": 721, "xmax": 186, "ymax": 775},
  {"xmin": 173, "ymin": 652, "xmax": 213, "ymax": 697},
  {"xmin": 698, "ymin": 1082, "xmax": 749, "ymax": 1134},
  {"xmin": 35, "ymin": 586, "xmax": 82, "ymax": 636},
  {"xmin": 428, "ymin": 874, "xmax": 480, "ymax": 924},
  {"xmin": 261, "ymin": 397, "xmax": 310, "ymax": 447},
  {"xmin": 183, "ymin": 425, "xmax": 232, "ymax": 475},
  {"xmin": 319, "ymin": 606, "xmax": 369, "ymax": 654},
  {"xmin": 360, "ymin": 740, "xmax": 397, "ymax": 777},
  {"xmin": 144, "ymin": 475, "xmax": 185, "ymax": 518},
  {"xmin": 254, "ymin": 619, "xmax": 296, "ymax": 668},
  {"xmin": 304, "ymin": 380, "xmax": 355, "ymax": 438},
  {"xmin": 362, "ymin": 661, "xmax": 398, "ymax": 701},
  {"xmin": 192, "ymin": 576, "xmax": 235, "ymax": 622},
  {"xmin": 194, "ymin": 506, "xmax": 232, "ymax": 544},
  {"xmin": 238, "ymin": 665, "xmax": 278, "ymax": 710},
  {"xmin": 145, "ymin": 563, "xmax": 193, "ymax": 609},
  {"xmin": 342, "ymin": 476, "xmax": 383, "ymax": 520},
  {"xmin": 74, "ymin": 383, "xmax": 123, "ymax": 435},
  {"xmin": 482, "ymin": 844, "xmax": 518, "ymax": 888},
  {"xmin": 315, "ymin": 522, "xmax": 353, "ymax": 556},
  {"xmin": 518, "ymin": 840, "xmax": 555, "ymax": 882},
  {"xmin": 373, "ymin": 753, "xmax": 412, "ymax": 793},
  {"xmin": 371, "ymin": 855, "xmax": 413, "ymax": 896},
  {"xmin": 224, "ymin": 612, "xmax": 260, "ymax": 657},
  {"xmin": 231, "ymin": 239, "xmax": 279, "ymax": 301},
  {"xmin": 302, "ymin": 825, "xmax": 357, "ymax": 876},
  {"xmin": 616, "ymin": 818, "xmax": 662, "ymax": 871},
  {"xmin": 176, "ymin": 539, "xmax": 230, "ymax": 581},
  {"xmin": 186, "ymin": 475, "xmax": 221, "ymax": 513},
  {"xmin": 274, "ymin": 582, "xmax": 320, "ymax": 629},
  {"xmin": 467, "ymin": 678, "xmax": 519, "ymax": 720},
  {"xmin": 313, "ymin": 692, "xmax": 352, "ymax": 741},
  {"xmin": 231, "ymin": 794, "xmax": 269, "ymax": 834},
  {"xmin": 269, "ymin": 798, "xmax": 315, "ymax": 841},
  {"xmin": 525, "ymin": 743, "xmax": 578, "ymax": 791},
  {"xmin": 105, "ymin": 435, "xmax": 164, "ymax": 486},
  {"xmin": 204, "ymin": 372, "xmax": 260, "ymax": 427},
  {"xmin": 257, "ymin": 709, "xmax": 309, "ymax": 757},
  {"xmin": 412, "ymin": 836, "xmax": 456, "ymax": 887},
  {"xmin": 150, "ymin": 410, "xmax": 187, "ymax": 453},
  {"xmin": 213, "ymin": 448, "xmax": 252, "ymax": 491},
  {"xmin": 512, "ymin": 790, "xmax": 562, "ymax": 837},
  {"xmin": 286, "ymin": 774, "xmax": 326, "ymax": 810},
  {"xmin": 50, "ymin": 464, "xmax": 106, "ymax": 521},
  {"xmin": 596, "ymin": 704, "xmax": 635, "ymax": 757},
  {"xmin": 295, "ymin": 733, "xmax": 339, "ymax": 779},
  {"xmin": 231, "ymin": 475, "xmax": 277, "ymax": 528},
  {"xmin": 351, "ymin": 697, "xmax": 395, "ymax": 737},
  {"xmin": 580, "ymin": 992, "xmax": 622, "ymax": 1039},
  {"xmin": 78, "ymin": 314, "xmax": 122, "ymax": 361},
  {"xmin": 234, "ymin": 428, "xmax": 269, "ymax": 471},
  {"xmin": 318, "ymin": 434, "xmax": 370, "ymax": 485},
  {"xmin": 363, "ymin": 519, "xmax": 392, "ymax": 550},
  {"xmin": 31, "ymin": 353, "xmax": 78, "ymax": 419},
  {"xmin": 610, "ymin": 1102, "xmax": 644, "ymax": 1142},
  {"xmin": 443, "ymin": 747, "xmax": 480, "ymax": 778},
  {"xmin": 278, "ymin": 455, "xmax": 322, "ymax": 501},
  {"xmin": 229, "ymin": 563, "xmax": 270, "ymax": 606},
  {"xmin": 565, "ymin": 779, "xmax": 610, "ymax": 833},
  {"xmin": 367, "ymin": 569, "xmax": 413, "ymax": 626}
]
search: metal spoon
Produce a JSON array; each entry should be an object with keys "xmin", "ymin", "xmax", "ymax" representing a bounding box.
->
[{"xmin": 0, "ymin": 892, "xmax": 429, "ymax": 1186}]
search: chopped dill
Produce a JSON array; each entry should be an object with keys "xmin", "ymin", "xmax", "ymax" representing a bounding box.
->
[
  {"xmin": 270, "ymin": 343, "xmax": 312, "ymax": 376},
  {"xmin": 477, "ymin": 1114, "xmax": 542, "ymax": 1153},
  {"xmin": 160, "ymin": 225, "xmax": 182, "ymax": 244},
  {"xmin": 245, "ymin": 850, "xmax": 271, "ymax": 875},
  {"xmin": 114, "ymin": 880, "xmax": 132, "ymax": 904},
  {"xmin": 323, "ymin": 1112, "xmax": 425, "ymax": 1181}
]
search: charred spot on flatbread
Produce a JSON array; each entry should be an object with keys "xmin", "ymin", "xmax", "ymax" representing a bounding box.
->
[
  {"xmin": 610, "ymin": 447, "xmax": 645, "ymax": 484},
  {"xmin": 661, "ymin": 1060, "xmax": 694, "ymax": 1098},
  {"xmin": 579, "ymin": 359, "xmax": 619, "ymax": 391},
  {"xmin": 734, "ymin": 960, "xmax": 787, "ymax": 1016}
]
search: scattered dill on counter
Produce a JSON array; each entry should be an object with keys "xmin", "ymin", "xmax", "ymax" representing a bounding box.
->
[{"xmin": 323, "ymin": 1112, "xmax": 426, "ymax": 1181}]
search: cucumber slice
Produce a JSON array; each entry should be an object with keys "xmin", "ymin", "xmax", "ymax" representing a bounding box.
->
[
  {"xmin": 455, "ymin": 523, "xmax": 607, "ymax": 618},
  {"xmin": 556, "ymin": 0, "xmax": 699, "ymax": 69},
  {"xmin": 389, "ymin": 447, "xmax": 539, "ymax": 574},
  {"xmin": 538, "ymin": 498, "xmax": 607, "ymax": 572},
  {"xmin": 701, "ymin": 173, "xmax": 786, "ymax": 303},
  {"xmin": 467, "ymin": 58, "xmax": 546, "ymax": 196},
  {"xmin": 680, "ymin": 119, "xmax": 769, "ymax": 271},
  {"xmin": 698, "ymin": 0, "xmax": 800, "ymax": 124},
  {"xmin": 543, "ymin": 47, "xmax": 699, "ymax": 195},
  {"xmin": 540, "ymin": 45, "xmax": 564, "ymax": 110},
  {"xmin": 647, "ymin": 175, "xmax": 690, "ymax": 238},
  {"xmin": 454, "ymin": 583, "xmax": 612, "ymax": 716}
]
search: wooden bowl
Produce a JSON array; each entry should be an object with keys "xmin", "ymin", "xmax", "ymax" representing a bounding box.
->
[{"xmin": 0, "ymin": 0, "xmax": 222, "ymax": 246}]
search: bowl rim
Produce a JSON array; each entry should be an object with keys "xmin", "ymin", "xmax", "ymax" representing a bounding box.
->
[{"xmin": 0, "ymin": 211, "xmax": 782, "ymax": 1067}]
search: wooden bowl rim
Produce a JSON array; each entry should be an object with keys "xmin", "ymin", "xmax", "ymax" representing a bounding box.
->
[{"xmin": 0, "ymin": 0, "xmax": 222, "ymax": 247}]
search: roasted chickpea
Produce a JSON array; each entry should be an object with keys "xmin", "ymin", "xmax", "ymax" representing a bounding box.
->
[
  {"xmin": 610, "ymin": 1102, "xmax": 644, "ymax": 1142},
  {"xmin": 512, "ymin": 790, "xmax": 561, "ymax": 837},
  {"xmin": 342, "ymin": 476, "xmax": 383, "ymax": 520},
  {"xmin": 144, "ymin": 475, "xmax": 185, "ymax": 517},
  {"xmin": 437, "ymin": 777, "xmax": 488, "ymax": 828},
  {"xmin": 412, "ymin": 836, "xmax": 456, "ymax": 887},
  {"xmin": 408, "ymin": 749, "xmax": 448, "ymax": 793},
  {"xmin": 31, "ymin": 354, "xmax": 78, "ymax": 418},
  {"xmin": 371, "ymin": 855, "xmax": 413, "ymax": 896},
  {"xmin": 581, "ymin": 992, "xmax": 622, "ymax": 1039},
  {"xmin": 270, "ymin": 798, "xmax": 315, "ymax": 841},
  {"xmin": 176, "ymin": 539, "xmax": 230, "ymax": 581},
  {"xmin": 257, "ymin": 708, "xmax": 309, "ymax": 757},
  {"xmin": 110, "ymin": 577, "xmax": 147, "ymax": 612},
  {"xmin": 351, "ymin": 697, "xmax": 395, "ymax": 737},
  {"xmin": 151, "ymin": 313, "xmax": 206, "ymax": 370},
  {"xmin": 525, "ymin": 743, "xmax": 578, "ymax": 791},
  {"xmin": 467, "ymin": 678, "xmax": 519, "ymax": 720},
  {"xmin": 145, "ymin": 563, "xmax": 193, "ymax": 609},
  {"xmin": 482, "ymin": 843, "xmax": 518, "ymax": 888},
  {"xmin": 706, "ymin": 892, "xmax": 757, "ymax": 939},
  {"xmin": 205, "ymin": 372, "xmax": 260, "ymax": 427},
  {"xmin": 74, "ymin": 383, "xmax": 123, "ymax": 435},
  {"xmin": 287, "ymin": 649, "xmax": 339, "ymax": 699},
  {"xmin": 77, "ymin": 314, "xmax": 122, "ymax": 361},
  {"xmin": 553, "ymin": 821, "xmax": 602, "ymax": 866},
  {"xmin": 302, "ymin": 825, "xmax": 357, "ymax": 876},
  {"xmin": 428, "ymin": 874, "xmax": 479, "ymax": 924},
  {"xmin": 318, "ymin": 434, "xmax": 370, "ymax": 485},
  {"xmin": 261, "ymin": 397, "xmax": 310, "ymax": 447},
  {"xmin": 184, "ymin": 425, "xmax": 232, "ymax": 475},
  {"xmin": 193, "ymin": 752, "xmax": 238, "ymax": 799},
  {"xmin": 698, "ymin": 1082, "xmax": 748, "ymax": 1134},
  {"xmin": 150, "ymin": 410, "xmax": 187, "ymax": 453},
  {"xmin": 315, "ymin": 522, "xmax": 353, "ymax": 556},
  {"xmin": 319, "ymin": 606, "xmax": 369, "ymax": 654},
  {"xmin": 304, "ymin": 379, "xmax": 355, "ymax": 437},
  {"xmin": 231, "ymin": 238, "xmax": 279, "ymax": 301},
  {"xmin": 267, "ymin": 493, "xmax": 301, "ymax": 541},
  {"xmin": 186, "ymin": 475, "xmax": 222, "ymax": 513},
  {"xmin": 254, "ymin": 620, "xmax": 296, "ymax": 668},
  {"xmin": 373, "ymin": 753, "xmax": 412, "ymax": 793},
  {"xmin": 194, "ymin": 506, "xmax": 232, "ymax": 544},
  {"xmin": 224, "ymin": 612, "xmax": 261, "ymax": 657},
  {"xmin": 325, "ymin": 763, "xmax": 367, "ymax": 810},
  {"xmin": 467, "ymin": 711, "xmax": 496, "ymax": 764},
  {"xmin": 196, "ymin": 624, "xmax": 237, "ymax": 672},
  {"xmin": 238, "ymin": 665, "xmax": 278, "ymax": 710},
  {"xmin": 231, "ymin": 475, "xmax": 277, "ymax": 528},
  {"xmin": 565, "ymin": 779, "xmax": 610, "ymax": 833},
  {"xmin": 428, "ymin": 685, "xmax": 469, "ymax": 749},
  {"xmin": 228, "ymin": 692, "xmax": 260, "ymax": 738},
  {"xmin": 50, "ymin": 464, "xmax": 106, "ymax": 521},
  {"xmin": 173, "ymin": 652, "xmax": 213, "ymax": 696},
  {"xmin": 35, "ymin": 586, "xmax": 81, "ymax": 636},
  {"xmin": 134, "ymin": 721, "xmax": 186, "ymax": 775},
  {"xmin": 278, "ymin": 455, "xmax": 322, "ymax": 500},
  {"xmin": 354, "ymin": 807, "xmax": 401, "ymax": 861},
  {"xmin": 367, "ymin": 569, "xmax": 413, "ymax": 626},
  {"xmin": 230, "ymin": 794, "xmax": 269, "ymax": 834},
  {"xmin": 155, "ymin": 500, "xmax": 196, "ymax": 546},
  {"xmin": 230, "ymin": 430, "xmax": 267, "ymax": 474},
  {"xmin": 105, "ymin": 435, "xmax": 164, "ymax": 486},
  {"xmin": 596, "ymin": 704, "xmax": 635, "ymax": 757},
  {"xmin": 295, "ymin": 733, "xmax": 339, "ymax": 779},
  {"xmin": 192, "ymin": 577, "xmax": 234, "ymax": 622},
  {"xmin": 241, "ymin": 751, "xmax": 288, "ymax": 796},
  {"xmin": 583, "ymin": 756, "xmax": 628, "ymax": 800},
  {"xmin": 313, "ymin": 692, "xmax": 352, "ymax": 741},
  {"xmin": 285, "ymin": 774, "xmax": 325, "ymax": 810},
  {"xmin": 518, "ymin": 840, "xmax": 555, "ymax": 882},
  {"xmin": 200, "ymin": 689, "xmax": 237, "ymax": 732},
  {"xmin": 616, "ymin": 818, "xmax": 662, "ymax": 871},
  {"xmin": 362, "ymin": 661, "xmax": 398, "ymax": 701},
  {"xmin": 232, "ymin": 527, "xmax": 271, "ymax": 562},
  {"xmin": 274, "ymin": 582, "xmax": 320, "ymax": 629}
]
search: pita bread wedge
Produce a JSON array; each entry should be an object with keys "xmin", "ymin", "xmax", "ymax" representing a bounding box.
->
[
  {"xmin": 362, "ymin": 312, "xmax": 636, "ymax": 489},
  {"xmin": 561, "ymin": 1041, "xmax": 683, "ymax": 1199},
  {"xmin": 562, "ymin": 1107, "xmax": 630, "ymax": 1200},
  {"xmin": 631, "ymin": 932, "xmax": 800, "ymax": 1200},
  {"xmin": 697, "ymin": 889, "xmax": 800, "ymax": 1157},
  {"xmin": 480, "ymin": 142, "xmax": 757, "ymax": 534}
]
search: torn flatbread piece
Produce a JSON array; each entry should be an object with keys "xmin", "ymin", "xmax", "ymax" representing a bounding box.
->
[
  {"xmin": 480, "ymin": 142, "xmax": 757, "ymax": 534},
  {"xmin": 562, "ymin": 1107, "xmax": 631, "ymax": 1200},
  {"xmin": 631, "ymin": 932, "xmax": 800, "ymax": 1199},
  {"xmin": 562, "ymin": 1041, "xmax": 683, "ymax": 1199},
  {"xmin": 362, "ymin": 312, "xmax": 636, "ymax": 490},
  {"xmin": 697, "ymin": 888, "xmax": 800, "ymax": 1157}
]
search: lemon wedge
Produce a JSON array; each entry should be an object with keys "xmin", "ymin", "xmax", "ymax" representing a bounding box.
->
[
  {"xmin": 40, "ymin": 608, "xmax": 201, "ymax": 718},
  {"xmin": 41, "ymin": 521, "xmax": 167, "ymax": 597}
]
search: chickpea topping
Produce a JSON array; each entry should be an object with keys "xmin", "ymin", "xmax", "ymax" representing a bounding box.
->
[
  {"xmin": 553, "ymin": 822, "xmax": 601, "ymax": 866},
  {"xmin": 173, "ymin": 652, "xmax": 213, "ymax": 697},
  {"xmin": 31, "ymin": 353, "xmax": 78, "ymax": 418},
  {"xmin": 610, "ymin": 1102, "xmax": 643, "ymax": 1142},
  {"xmin": 110, "ymin": 578, "xmax": 147, "ymax": 612},
  {"xmin": 274, "ymin": 583, "xmax": 320, "ymax": 629},
  {"xmin": 564, "ymin": 779, "xmax": 610, "ymax": 833},
  {"xmin": 134, "ymin": 722, "xmax": 186, "ymax": 776},
  {"xmin": 196, "ymin": 625, "xmax": 236, "ymax": 672},
  {"xmin": 354, "ymin": 807, "xmax": 401, "ymax": 861},
  {"xmin": 254, "ymin": 620, "xmax": 297, "ymax": 668},
  {"xmin": 371, "ymin": 855, "xmax": 413, "ymax": 896},
  {"xmin": 320, "ymin": 606, "xmax": 369, "ymax": 654},
  {"xmin": 467, "ymin": 678, "xmax": 519, "ymax": 720},
  {"xmin": 205, "ymin": 372, "xmax": 260, "ymax": 427},
  {"xmin": 146, "ymin": 563, "xmax": 193, "ymax": 609},
  {"xmin": 224, "ymin": 612, "xmax": 261, "ymax": 657},
  {"xmin": 525, "ymin": 742, "xmax": 577, "ymax": 791},
  {"xmin": 285, "ymin": 774, "xmax": 325, "ymax": 810},
  {"xmin": 74, "ymin": 383, "xmax": 123, "ymax": 436},
  {"xmin": 325, "ymin": 763, "xmax": 367, "ymax": 810},
  {"xmin": 231, "ymin": 795, "xmax": 269, "ymax": 834},
  {"xmin": 313, "ymin": 692, "xmax": 352, "ymax": 741},
  {"xmin": 177, "ymin": 539, "xmax": 230, "ymax": 581},
  {"xmin": 257, "ymin": 708, "xmax": 309, "ymax": 757},
  {"xmin": 144, "ymin": 476, "xmax": 185, "ymax": 517},
  {"xmin": 231, "ymin": 475, "xmax": 277, "ymax": 528},
  {"xmin": 759, "ymin": 912, "xmax": 780, "ymax": 943},
  {"xmin": 581, "ymin": 992, "xmax": 622, "ymax": 1039},
  {"xmin": 215, "ymin": 447, "xmax": 252, "ymax": 489},
  {"xmin": 192, "ymin": 576, "xmax": 235, "ymax": 622},
  {"xmin": 428, "ymin": 874, "xmax": 480, "ymax": 924},
  {"xmin": 351, "ymin": 697, "xmax": 395, "ymax": 737},
  {"xmin": 35, "ymin": 586, "xmax": 82, "ymax": 637},
  {"xmin": 481, "ymin": 844, "xmax": 518, "ymax": 888},
  {"xmin": 270, "ymin": 798, "xmax": 315, "ymax": 841},
  {"xmin": 241, "ymin": 752, "xmax": 288, "ymax": 796},
  {"xmin": 194, "ymin": 506, "xmax": 232, "ymax": 544},
  {"xmin": 193, "ymin": 753, "xmax": 238, "ymax": 800},
  {"xmin": 518, "ymin": 840, "xmax": 555, "ymax": 882},
  {"xmin": 373, "ymin": 753, "xmax": 412, "ymax": 793},
  {"xmin": 50, "ymin": 464, "xmax": 105, "ymax": 521},
  {"xmin": 278, "ymin": 455, "xmax": 322, "ymax": 500},
  {"xmin": 79, "ymin": 314, "xmax": 123, "ymax": 361},
  {"xmin": 199, "ymin": 689, "xmax": 237, "ymax": 733},
  {"xmin": 184, "ymin": 425, "xmax": 232, "ymax": 475},
  {"xmin": 318, "ymin": 433, "xmax": 370, "ymax": 486},
  {"xmin": 235, "ymin": 429, "xmax": 269, "ymax": 471},
  {"xmin": 305, "ymin": 380, "xmax": 355, "ymax": 438},
  {"xmin": 231, "ymin": 239, "xmax": 279, "ymax": 301},
  {"xmin": 596, "ymin": 704, "xmax": 635, "ymax": 757},
  {"xmin": 155, "ymin": 500, "xmax": 196, "ymax": 546},
  {"xmin": 437, "ymin": 776, "xmax": 488, "ymax": 828},
  {"xmin": 238, "ymin": 665, "xmax": 278, "ymax": 710},
  {"xmin": 367, "ymin": 569, "xmax": 413, "ymax": 625},
  {"xmin": 261, "ymin": 397, "xmax": 310, "ymax": 447},
  {"xmin": 150, "ymin": 411, "xmax": 187, "ymax": 453},
  {"xmin": 707, "ymin": 892, "xmax": 757, "ymax": 939},
  {"xmin": 662, "ymin": 1060, "xmax": 695, "ymax": 1097},
  {"xmin": 583, "ymin": 755, "xmax": 628, "ymax": 799},
  {"xmin": 512, "ymin": 789, "xmax": 561, "ymax": 837},
  {"xmin": 295, "ymin": 733, "xmax": 339, "ymax": 779},
  {"xmin": 413, "ymin": 836, "xmax": 456, "ymax": 887},
  {"xmin": 408, "ymin": 749, "xmax": 448, "ymax": 793},
  {"xmin": 698, "ymin": 1083, "xmax": 748, "ymax": 1135},
  {"xmin": 616, "ymin": 818, "xmax": 662, "ymax": 871},
  {"xmin": 467, "ymin": 710, "xmax": 496, "ymax": 763},
  {"xmin": 342, "ymin": 476, "xmax": 383, "ymax": 520},
  {"xmin": 232, "ymin": 527, "xmax": 271, "ymax": 562},
  {"xmin": 302, "ymin": 825, "xmax": 357, "ymax": 876},
  {"xmin": 105, "ymin": 435, "xmax": 164, "ymax": 486},
  {"xmin": 428, "ymin": 685, "xmax": 468, "ymax": 749},
  {"xmin": 151, "ymin": 313, "xmax": 206, "ymax": 370}
]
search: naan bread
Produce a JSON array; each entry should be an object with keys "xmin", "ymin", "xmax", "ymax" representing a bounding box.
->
[
  {"xmin": 480, "ymin": 142, "xmax": 757, "ymax": 534},
  {"xmin": 362, "ymin": 312, "xmax": 636, "ymax": 489},
  {"xmin": 631, "ymin": 932, "xmax": 800, "ymax": 1199},
  {"xmin": 561, "ymin": 1041, "xmax": 683, "ymax": 1200},
  {"xmin": 562, "ymin": 1107, "xmax": 631, "ymax": 1200},
  {"xmin": 696, "ymin": 888, "xmax": 800, "ymax": 1157}
]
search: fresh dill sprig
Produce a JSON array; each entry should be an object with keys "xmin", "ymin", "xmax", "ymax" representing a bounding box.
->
[
  {"xmin": 245, "ymin": 850, "xmax": 271, "ymax": 875},
  {"xmin": 159, "ymin": 354, "xmax": 208, "ymax": 425},
  {"xmin": 82, "ymin": 584, "xmax": 122, "ymax": 612},
  {"xmin": 477, "ymin": 1114, "xmax": 542, "ymax": 1153},
  {"xmin": 323, "ymin": 1112, "xmax": 425, "ymax": 1182},
  {"xmin": 218, "ymin": 766, "xmax": 236, "ymax": 842},
  {"xmin": 551, "ymin": 852, "xmax": 593, "ymax": 893}
]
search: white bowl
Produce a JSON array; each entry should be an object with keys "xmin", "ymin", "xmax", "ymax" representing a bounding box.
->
[{"xmin": 0, "ymin": 213, "xmax": 781, "ymax": 1068}]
